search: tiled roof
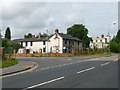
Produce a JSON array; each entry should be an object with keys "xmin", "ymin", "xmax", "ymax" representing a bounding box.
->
[
  {"xmin": 11, "ymin": 37, "xmax": 48, "ymax": 42},
  {"xmin": 11, "ymin": 33, "xmax": 82, "ymax": 42},
  {"xmin": 59, "ymin": 33, "xmax": 82, "ymax": 42}
]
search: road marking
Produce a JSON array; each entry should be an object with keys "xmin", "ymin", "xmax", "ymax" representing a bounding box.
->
[
  {"xmin": 40, "ymin": 67, "xmax": 50, "ymax": 70},
  {"xmin": 23, "ymin": 76, "xmax": 64, "ymax": 90},
  {"xmin": 100, "ymin": 62, "xmax": 110, "ymax": 66},
  {"xmin": 77, "ymin": 67, "xmax": 95, "ymax": 74},
  {"xmin": 58, "ymin": 65, "xmax": 62, "ymax": 67},
  {"xmin": 68, "ymin": 59, "xmax": 72, "ymax": 60}
]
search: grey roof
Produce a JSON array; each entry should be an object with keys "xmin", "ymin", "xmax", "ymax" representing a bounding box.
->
[
  {"xmin": 11, "ymin": 37, "xmax": 48, "ymax": 42},
  {"xmin": 11, "ymin": 33, "xmax": 81, "ymax": 42},
  {"xmin": 59, "ymin": 33, "xmax": 82, "ymax": 42}
]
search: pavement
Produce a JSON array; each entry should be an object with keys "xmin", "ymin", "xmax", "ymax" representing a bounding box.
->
[
  {"xmin": 0, "ymin": 61, "xmax": 38, "ymax": 76},
  {"xmin": 2, "ymin": 54, "xmax": 119, "ymax": 89}
]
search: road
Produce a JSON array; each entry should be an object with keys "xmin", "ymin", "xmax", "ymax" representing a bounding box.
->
[{"xmin": 2, "ymin": 54, "xmax": 119, "ymax": 89}]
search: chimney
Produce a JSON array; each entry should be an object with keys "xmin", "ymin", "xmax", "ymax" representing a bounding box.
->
[
  {"xmin": 55, "ymin": 29, "xmax": 59, "ymax": 33},
  {"xmin": 101, "ymin": 34, "xmax": 104, "ymax": 38}
]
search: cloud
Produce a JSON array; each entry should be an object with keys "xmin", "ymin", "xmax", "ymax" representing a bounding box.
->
[
  {"xmin": 2, "ymin": 2, "xmax": 46, "ymax": 20},
  {"xmin": 1, "ymin": 2, "xmax": 118, "ymax": 39}
]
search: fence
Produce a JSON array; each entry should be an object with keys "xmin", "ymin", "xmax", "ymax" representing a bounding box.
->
[{"xmin": 12, "ymin": 48, "xmax": 109, "ymax": 57}]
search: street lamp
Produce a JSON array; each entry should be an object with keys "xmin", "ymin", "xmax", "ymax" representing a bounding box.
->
[
  {"xmin": 108, "ymin": 22, "xmax": 117, "ymax": 53},
  {"xmin": 46, "ymin": 30, "xmax": 49, "ymax": 56}
]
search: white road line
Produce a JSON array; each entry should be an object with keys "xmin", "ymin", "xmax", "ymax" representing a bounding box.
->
[
  {"xmin": 100, "ymin": 62, "xmax": 110, "ymax": 66},
  {"xmin": 68, "ymin": 59, "xmax": 72, "ymax": 60},
  {"xmin": 23, "ymin": 77, "xmax": 64, "ymax": 90},
  {"xmin": 40, "ymin": 67, "xmax": 50, "ymax": 70},
  {"xmin": 58, "ymin": 65, "xmax": 62, "ymax": 67},
  {"xmin": 77, "ymin": 67, "xmax": 95, "ymax": 74}
]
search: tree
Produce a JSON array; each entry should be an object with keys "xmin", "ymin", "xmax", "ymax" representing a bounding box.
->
[
  {"xmin": 5, "ymin": 27, "xmax": 11, "ymax": 40},
  {"xmin": 116, "ymin": 29, "xmax": 120, "ymax": 42},
  {"xmin": 110, "ymin": 29, "xmax": 120, "ymax": 53},
  {"xmin": 42, "ymin": 34, "xmax": 48, "ymax": 37},
  {"xmin": 110, "ymin": 40, "xmax": 119, "ymax": 53},
  {"xmin": 2, "ymin": 40, "xmax": 21, "ymax": 54},
  {"xmin": 67, "ymin": 24, "xmax": 92, "ymax": 48},
  {"xmin": 25, "ymin": 33, "xmax": 33, "ymax": 38}
]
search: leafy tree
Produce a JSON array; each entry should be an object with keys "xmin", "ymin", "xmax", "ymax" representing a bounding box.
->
[
  {"xmin": 116, "ymin": 29, "xmax": 120, "ymax": 42},
  {"xmin": 42, "ymin": 34, "xmax": 48, "ymax": 37},
  {"xmin": 110, "ymin": 29, "xmax": 120, "ymax": 53},
  {"xmin": 2, "ymin": 40, "xmax": 21, "ymax": 54},
  {"xmin": 67, "ymin": 24, "xmax": 92, "ymax": 48},
  {"xmin": 110, "ymin": 41, "xmax": 119, "ymax": 53},
  {"xmin": 25, "ymin": 33, "xmax": 33, "ymax": 38},
  {"xmin": 5, "ymin": 27, "xmax": 11, "ymax": 40}
]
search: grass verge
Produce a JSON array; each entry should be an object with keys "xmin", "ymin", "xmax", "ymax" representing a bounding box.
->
[{"xmin": 0, "ymin": 58, "xmax": 18, "ymax": 68}]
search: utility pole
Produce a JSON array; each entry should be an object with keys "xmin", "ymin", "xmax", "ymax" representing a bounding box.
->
[
  {"xmin": 108, "ymin": 22, "xmax": 117, "ymax": 53},
  {"xmin": 108, "ymin": 24, "xmax": 111, "ymax": 53},
  {"xmin": 46, "ymin": 30, "xmax": 49, "ymax": 56}
]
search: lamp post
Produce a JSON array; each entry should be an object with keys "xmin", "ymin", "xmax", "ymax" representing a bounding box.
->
[
  {"xmin": 108, "ymin": 22, "xmax": 117, "ymax": 53},
  {"xmin": 46, "ymin": 30, "xmax": 49, "ymax": 56}
]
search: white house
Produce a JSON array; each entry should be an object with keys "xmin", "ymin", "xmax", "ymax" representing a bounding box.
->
[
  {"xmin": 12, "ymin": 29, "xmax": 82, "ymax": 54},
  {"xmin": 89, "ymin": 34, "xmax": 111, "ymax": 49}
]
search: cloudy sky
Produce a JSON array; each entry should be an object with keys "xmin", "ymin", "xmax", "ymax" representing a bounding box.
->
[{"xmin": 0, "ymin": 0, "xmax": 119, "ymax": 39}]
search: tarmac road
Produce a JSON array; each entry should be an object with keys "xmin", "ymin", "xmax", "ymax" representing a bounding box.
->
[{"xmin": 2, "ymin": 54, "xmax": 119, "ymax": 89}]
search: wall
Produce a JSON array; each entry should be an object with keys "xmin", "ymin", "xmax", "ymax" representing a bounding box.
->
[
  {"xmin": 63, "ymin": 40, "xmax": 82, "ymax": 53},
  {"xmin": 48, "ymin": 34, "xmax": 63, "ymax": 53},
  {"xmin": 22, "ymin": 41, "xmax": 46, "ymax": 54}
]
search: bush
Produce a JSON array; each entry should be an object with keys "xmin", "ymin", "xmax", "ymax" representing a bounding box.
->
[{"xmin": 110, "ymin": 41, "xmax": 119, "ymax": 53}]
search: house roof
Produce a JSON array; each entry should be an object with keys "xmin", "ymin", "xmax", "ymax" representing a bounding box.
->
[
  {"xmin": 11, "ymin": 37, "xmax": 48, "ymax": 42},
  {"xmin": 58, "ymin": 33, "xmax": 82, "ymax": 42},
  {"xmin": 2, "ymin": 38, "xmax": 9, "ymax": 41},
  {"xmin": 11, "ymin": 33, "xmax": 82, "ymax": 42}
]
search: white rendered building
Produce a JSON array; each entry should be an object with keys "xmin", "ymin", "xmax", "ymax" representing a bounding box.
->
[
  {"xmin": 89, "ymin": 34, "xmax": 111, "ymax": 49},
  {"xmin": 12, "ymin": 29, "xmax": 82, "ymax": 54}
]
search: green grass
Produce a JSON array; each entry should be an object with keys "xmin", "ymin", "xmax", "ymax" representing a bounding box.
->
[{"xmin": 0, "ymin": 58, "xmax": 18, "ymax": 68}]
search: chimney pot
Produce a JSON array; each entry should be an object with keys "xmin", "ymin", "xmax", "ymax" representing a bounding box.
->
[
  {"xmin": 101, "ymin": 34, "xmax": 104, "ymax": 38},
  {"xmin": 55, "ymin": 29, "xmax": 59, "ymax": 33}
]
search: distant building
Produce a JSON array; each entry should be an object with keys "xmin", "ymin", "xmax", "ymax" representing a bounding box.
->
[
  {"xmin": 12, "ymin": 29, "xmax": 82, "ymax": 54},
  {"xmin": 89, "ymin": 34, "xmax": 110, "ymax": 49}
]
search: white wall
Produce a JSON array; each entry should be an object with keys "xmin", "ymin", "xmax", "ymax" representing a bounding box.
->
[
  {"xmin": 48, "ymin": 34, "xmax": 63, "ymax": 53},
  {"xmin": 22, "ymin": 41, "xmax": 47, "ymax": 54}
]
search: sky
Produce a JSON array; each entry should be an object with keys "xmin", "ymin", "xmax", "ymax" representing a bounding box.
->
[{"xmin": 0, "ymin": 0, "xmax": 119, "ymax": 39}]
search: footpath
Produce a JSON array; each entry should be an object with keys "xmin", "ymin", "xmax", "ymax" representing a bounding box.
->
[{"xmin": 0, "ymin": 61, "xmax": 38, "ymax": 77}]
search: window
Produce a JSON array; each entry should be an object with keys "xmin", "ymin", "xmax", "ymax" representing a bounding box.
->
[
  {"xmin": 78, "ymin": 41, "xmax": 79, "ymax": 45},
  {"xmin": 30, "ymin": 41, "xmax": 33, "ymax": 46},
  {"xmin": 43, "ymin": 48, "xmax": 46, "ymax": 52},
  {"xmin": 100, "ymin": 40, "xmax": 102, "ymax": 42},
  {"xmin": 69, "ymin": 41, "xmax": 70, "ymax": 45},
  {"xmin": 21, "ymin": 42, "xmax": 23, "ymax": 47},
  {"xmin": 96, "ymin": 40, "xmax": 97, "ymax": 42},
  {"xmin": 65, "ymin": 40, "xmax": 67, "ymax": 45},
  {"xmin": 72, "ymin": 41, "xmax": 74, "ymax": 45},
  {"xmin": 43, "ymin": 41, "xmax": 45, "ymax": 45},
  {"xmin": 25, "ymin": 42, "xmax": 28, "ymax": 46}
]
